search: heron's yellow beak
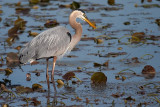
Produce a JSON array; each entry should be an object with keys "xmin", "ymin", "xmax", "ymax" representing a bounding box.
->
[{"xmin": 83, "ymin": 15, "xmax": 96, "ymax": 29}]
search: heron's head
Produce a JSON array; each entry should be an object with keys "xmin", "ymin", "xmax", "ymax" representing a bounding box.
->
[{"xmin": 71, "ymin": 9, "xmax": 96, "ymax": 29}]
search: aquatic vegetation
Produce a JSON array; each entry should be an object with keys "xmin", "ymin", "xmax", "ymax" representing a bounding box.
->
[
  {"xmin": 0, "ymin": 0, "xmax": 159, "ymax": 106},
  {"xmin": 91, "ymin": 72, "xmax": 107, "ymax": 85}
]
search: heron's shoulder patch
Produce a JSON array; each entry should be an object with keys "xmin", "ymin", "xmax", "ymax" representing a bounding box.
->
[{"xmin": 67, "ymin": 32, "xmax": 72, "ymax": 42}]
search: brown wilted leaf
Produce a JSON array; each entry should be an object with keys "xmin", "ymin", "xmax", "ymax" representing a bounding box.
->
[
  {"xmin": 56, "ymin": 79, "xmax": 64, "ymax": 85},
  {"xmin": 131, "ymin": 32, "xmax": 145, "ymax": 43},
  {"xmin": 81, "ymin": 37, "xmax": 95, "ymax": 41},
  {"xmin": 16, "ymin": 1, "xmax": 21, "ymax": 6},
  {"xmin": 67, "ymin": 55, "xmax": 78, "ymax": 58},
  {"xmin": 94, "ymin": 38, "xmax": 103, "ymax": 44},
  {"xmin": 124, "ymin": 96, "xmax": 135, "ymax": 101},
  {"xmin": 0, "ymin": 84, "xmax": 9, "ymax": 92},
  {"xmin": 6, "ymin": 52, "xmax": 20, "ymax": 67},
  {"xmin": 4, "ymin": 68, "xmax": 13, "ymax": 76},
  {"xmin": 14, "ymin": 46, "xmax": 22, "ymax": 50},
  {"xmin": 8, "ymin": 26, "xmax": 19, "ymax": 37},
  {"xmin": 6, "ymin": 52, "xmax": 19, "ymax": 63},
  {"xmin": 0, "ymin": 10, "xmax": 3, "ymax": 14},
  {"xmin": 29, "ymin": 0, "xmax": 39, "ymax": 4},
  {"xmin": 70, "ymin": 1, "xmax": 80, "ymax": 10},
  {"xmin": 14, "ymin": 16, "xmax": 27, "ymax": 30},
  {"xmin": 59, "ymin": 4, "xmax": 71, "ymax": 8},
  {"xmin": 100, "ymin": 52, "xmax": 127, "ymax": 57},
  {"xmin": 111, "ymin": 92, "xmax": 124, "ymax": 98},
  {"xmin": 16, "ymin": 86, "xmax": 33, "ymax": 93},
  {"xmin": 75, "ymin": 96, "xmax": 82, "ymax": 101},
  {"xmin": 103, "ymin": 60, "xmax": 109, "ymax": 67},
  {"xmin": 31, "ymin": 61, "xmax": 39, "ymax": 65},
  {"xmin": 32, "ymin": 6, "xmax": 39, "ymax": 9},
  {"xmin": 32, "ymin": 83, "xmax": 43, "ymax": 91},
  {"xmin": 94, "ymin": 62, "xmax": 102, "ymax": 67},
  {"xmin": 15, "ymin": 8, "xmax": 30, "ymax": 14},
  {"xmin": 44, "ymin": 20, "xmax": 59, "ymax": 28},
  {"xmin": 108, "ymin": 0, "xmax": 115, "ymax": 5},
  {"xmin": 40, "ymin": 0, "xmax": 50, "ymax": 2},
  {"xmin": 86, "ymin": 98, "xmax": 90, "ymax": 104},
  {"xmin": 62, "ymin": 72, "xmax": 75, "ymax": 81},
  {"xmin": 155, "ymin": 19, "xmax": 160, "ymax": 26},
  {"xmin": 31, "ymin": 98, "xmax": 41, "ymax": 106},
  {"xmin": 28, "ymin": 31, "xmax": 39, "ymax": 37},
  {"xmin": 142, "ymin": 65, "xmax": 155, "ymax": 74},
  {"xmin": 59, "ymin": 1, "xmax": 80, "ymax": 10},
  {"xmin": 131, "ymin": 57, "xmax": 140, "ymax": 63}
]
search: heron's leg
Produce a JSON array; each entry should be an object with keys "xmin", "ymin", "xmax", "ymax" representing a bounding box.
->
[
  {"xmin": 51, "ymin": 56, "xmax": 57, "ymax": 81},
  {"xmin": 51, "ymin": 56, "xmax": 57, "ymax": 92},
  {"xmin": 46, "ymin": 58, "xmax": 50, "ymax": 89}
]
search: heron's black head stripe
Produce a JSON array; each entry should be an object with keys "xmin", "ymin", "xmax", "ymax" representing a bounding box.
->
[
  {"xmin": 67, "ymin": 32, "xmax": 72, "ymax": 42},
  {"xmin": 75, "ymin": 9, "xmax": 85, "ymax": 14}
]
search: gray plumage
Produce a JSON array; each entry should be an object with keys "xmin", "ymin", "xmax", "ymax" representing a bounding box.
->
[{"xmin": 19, "ymin": 26, "xmax": 71, "ymax": 64}]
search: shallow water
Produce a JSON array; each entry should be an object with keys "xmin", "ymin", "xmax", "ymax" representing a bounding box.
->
[{"xmin": 0, "ymin": 0, "xmax": 160, "ymax": 106}]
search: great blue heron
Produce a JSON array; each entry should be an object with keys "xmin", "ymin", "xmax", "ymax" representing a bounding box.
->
[{"xmin": 19, "ymin": 9, "xmax": 96, "ymax": 89}]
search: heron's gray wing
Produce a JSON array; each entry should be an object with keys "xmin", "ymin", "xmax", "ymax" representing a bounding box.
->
[
  {"xmin": 35, "ymin": 26, "xmax": 71, "ymax": 58},
  {"xmin": 19, "ymin": 26, "xmax": 71, "ymax": 63}
]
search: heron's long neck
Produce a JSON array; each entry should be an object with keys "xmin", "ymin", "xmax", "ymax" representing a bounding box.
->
[{"xmin": 69, "ymin": 14, "xmax": 82, "ymax": 49}]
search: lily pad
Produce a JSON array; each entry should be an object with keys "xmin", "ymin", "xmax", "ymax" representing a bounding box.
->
[
  {"xmin": 108, "ymin": 0, "xmax": 115, "ymax": 5},
  {"xmin": 32, "ymin": 83, "xmax": 43, "ymax": 90},
  {"xmin": 142, "ymin": 65, "xmax": 155, "ymax": 79},
  {"xmin": 56, "ymin": 79, "xmax": 64, "ymax": 85},
  {"xmin": 91, "ymin": 72, "xmax": 107, "ymax": 85},
  {"xmin": 142, "ymin": 65, "xmax": 155, "ymax": 74}
]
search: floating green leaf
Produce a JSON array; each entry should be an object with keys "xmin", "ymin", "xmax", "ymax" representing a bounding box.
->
[
  {"xmin": 91, "ymin": 72, "xmax": 107, "ymax": 85},
  {"xmin": 32, "ymin": 83, "xmax": 43, "ymax": 90}
]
